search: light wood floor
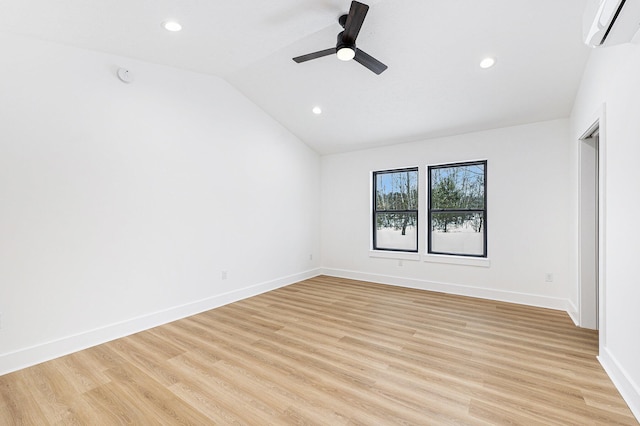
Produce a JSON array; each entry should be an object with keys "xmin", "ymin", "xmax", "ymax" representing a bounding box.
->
[{"xmin": 1, "ymin": 276, "xmax": 637, "ymax": 425}]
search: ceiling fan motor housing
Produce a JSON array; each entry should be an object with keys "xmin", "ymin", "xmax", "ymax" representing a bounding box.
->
[
  {"xmin": 336, "ymin": 31, "xmax": 356, "ymax": 60},
  {"xmin": 339, "ymin": 14, "xmax": 349, "ymax": 28}
]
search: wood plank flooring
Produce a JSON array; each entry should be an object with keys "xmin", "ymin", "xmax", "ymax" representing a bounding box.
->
[{"xmin": 1, "ymin": 276, "xmax": 637, "ymax": 425}]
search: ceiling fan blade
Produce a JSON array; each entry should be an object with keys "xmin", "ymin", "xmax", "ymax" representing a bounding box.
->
[
  {"xmin": 342, "ymin": 1, "xmax": 369, "ymax": 43},
  {"xmin": 293, "ymin": 48, "xmax": 336, "ymax": 63},
  {"xmin": 354, "ymin": 49, "xmax": 388, "ymax": 74}
]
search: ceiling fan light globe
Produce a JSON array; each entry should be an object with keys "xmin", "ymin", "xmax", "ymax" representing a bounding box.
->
[{"xmin": 337, "ymin": 47, "xmax": 356, "ymax": 61}]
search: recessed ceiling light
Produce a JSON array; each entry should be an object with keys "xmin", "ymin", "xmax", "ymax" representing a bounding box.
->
[
  {"xmin": 162, "ymin": 21, "xmax": 182, "ymax": 32},
  {"xmin": 480, "ymin": 57, "xmax": 496, "ymax": 69},
  {"xmin": 312, "ymin": 106, "xmax": 322, "ymax": 115}
]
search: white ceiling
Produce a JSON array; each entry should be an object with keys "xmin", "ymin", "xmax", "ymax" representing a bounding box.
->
[{"xmin": 0, "ymin": 0, "xmax": 590, "ymax": 154}]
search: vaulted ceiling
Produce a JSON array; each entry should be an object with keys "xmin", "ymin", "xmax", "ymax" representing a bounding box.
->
[{"xmin": 0, "ymin": 0, "xmax": 591, "ymax": 154}]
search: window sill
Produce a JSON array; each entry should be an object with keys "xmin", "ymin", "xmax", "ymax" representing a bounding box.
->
[
  {"xmin": 423, "ymin": 254, "xmax": 491, "ymax": 268},
  {"xmin": 369, "ymin": 250, "xmax": 421, "ymax": 261}
]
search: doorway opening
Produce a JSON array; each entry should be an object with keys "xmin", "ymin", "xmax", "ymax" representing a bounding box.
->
[{"xmin": 579, "ymin": 124, "xmax": 599, "ymax": 330}]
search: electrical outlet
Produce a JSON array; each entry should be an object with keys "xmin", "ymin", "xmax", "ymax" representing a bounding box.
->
[
  {"xmin": 545, "ymin": 273, "xmax": 553, "ymax": 283},
  {"xmin": 309, "ymin": 254, "xmax": 313, "ymax": 261},
  {"xmin": 221, "ymin": 270, "xmax": 228, "ymax": 280},
  {"xmin": 398, "ymin": 260, "xmax": 403, "ymax": 267}
]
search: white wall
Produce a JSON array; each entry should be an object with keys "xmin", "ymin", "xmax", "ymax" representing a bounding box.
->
[
  {"xmin": 321, "ymin": 119, "xmax": 573, "ymax": 310},
  {"xmin": 0, "ymin": 34, "xmax": 320, "ymax": 374},
  {"xmin": 570, "ymin": 41, "xmax": 640, "ymax": 420}
]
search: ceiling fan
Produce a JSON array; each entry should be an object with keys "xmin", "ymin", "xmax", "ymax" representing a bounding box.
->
[{"xmin": 292, "ymin": 1, "xmax": 387, "ymax": 75}]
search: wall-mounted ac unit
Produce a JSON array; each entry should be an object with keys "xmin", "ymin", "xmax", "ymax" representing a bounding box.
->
[{"xmin": 584, "ymin": 0, "xmax": 640, "ymax": 47}]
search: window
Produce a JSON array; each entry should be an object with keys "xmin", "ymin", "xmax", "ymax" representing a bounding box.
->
[
  {"xmin": 372, "ymin": 168, "xmax": 418, "ymax": 252},
  {"xmin": 428, "ymin": 161, "xmax": 486, "ymax": 257}
]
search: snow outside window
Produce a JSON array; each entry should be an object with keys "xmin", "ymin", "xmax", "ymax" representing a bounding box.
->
[
  {"xmin": 372, "ymin": 167, "xmax": 419, "ymax": 252},
  {"xmin": 428, "ymin": 161, "xmax": 487, "ymax": 257}
]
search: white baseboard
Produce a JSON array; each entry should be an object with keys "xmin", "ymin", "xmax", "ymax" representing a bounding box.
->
[
  {"xmin": 321, "ymin": 268, "xmax": 570, "ymax": 311},
  {"xmin": 598, "ymin": 348, "xmax": 640, "ymax": 422},
  {"xmin": 0, "ymin": 268, "xmax": 321, "ymax": 376},
  {"xmin": 566, "ymin": 300, "xmax": 580, "ymax": 326}
]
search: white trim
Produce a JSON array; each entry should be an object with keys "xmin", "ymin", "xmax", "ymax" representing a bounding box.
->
[
  {"xmin": 576, "ymin": 104, "xmax": 607, "ymax": 337},
  {"xmin": 423, "ymin": 253, "xmax": 490, "ymax": 267},
  {"xmin": 566, "ymin": 299, "xmax": 580, "ymax": 326},
  {"xmin": 0, "ymin": 268, "xmax": 322, "ymax": 376},
  {"xmin": 599, "ymin": 348, "xmax": 640, "ymax": 422},
  {"xmin": 321, "ymin": 267, "xmax": 569, "ymax": 311},
  {"xmin": 596, "ymin": 107, "xmax": 607, "ymax": 346},
  {"xmin": 369, "ymin": 250, "xmax": 421, "ymax": 261}
]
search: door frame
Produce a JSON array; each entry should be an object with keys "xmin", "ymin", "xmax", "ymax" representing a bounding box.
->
[{"xmin": 578, "ymin": 108, "xmax": 606, "ymax": 340}]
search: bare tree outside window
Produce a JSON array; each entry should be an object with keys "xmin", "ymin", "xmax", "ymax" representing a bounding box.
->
[
  {"xmin": 373, "ymin": 168, "xmax": 418, "ymax": 252},
  {"xmin": 428, "ymin": 161, "xmax": 486, "ymax": 257}
]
